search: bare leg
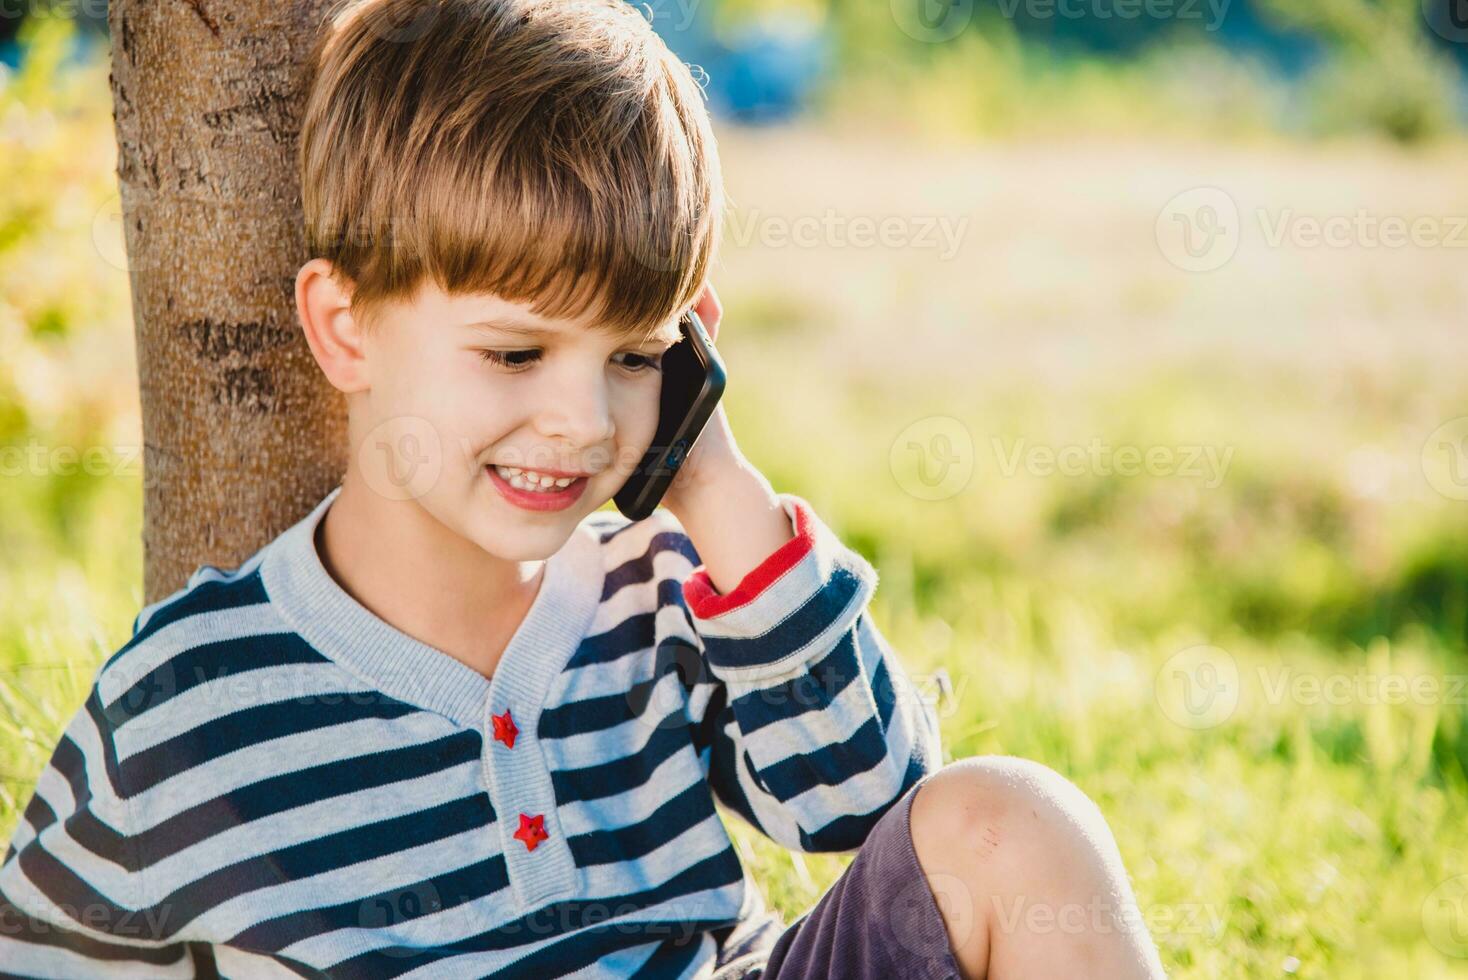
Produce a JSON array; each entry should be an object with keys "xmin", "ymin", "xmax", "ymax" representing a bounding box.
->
[{"xmin": 908, "ymin": 756, "xmax": 1168, "ymax": 980}]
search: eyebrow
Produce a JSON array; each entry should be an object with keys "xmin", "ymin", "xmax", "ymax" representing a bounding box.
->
[
  {"xmin": 463, "ymin": 318, "xmax": 556, "ymax": 337},
  {"xmin": 464, "ymin": 318, "xmax": 682, "ymax": 346}
]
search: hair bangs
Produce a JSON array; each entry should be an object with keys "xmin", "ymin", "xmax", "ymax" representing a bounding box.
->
[{"xmin": 302, "ymin": 0, "xmax": 723, "ymax": 344}]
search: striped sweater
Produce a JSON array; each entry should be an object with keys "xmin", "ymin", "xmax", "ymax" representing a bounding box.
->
[{"xmin": 0, "ymin": 484, "xmax": 944, "ymax": 978}]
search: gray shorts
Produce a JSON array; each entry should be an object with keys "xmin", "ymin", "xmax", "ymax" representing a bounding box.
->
[{"xmin": 710, "ymin": 770, "xmax": 962, "ymax": 980}]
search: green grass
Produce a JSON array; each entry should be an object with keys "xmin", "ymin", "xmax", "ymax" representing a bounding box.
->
[{"xmin": 4, "ymin": 16, "xmax": 1468, "ymax": 977}]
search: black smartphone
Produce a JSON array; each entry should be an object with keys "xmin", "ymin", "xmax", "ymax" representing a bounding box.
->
[{"xmin": 613, "ymin": 309, "xmax": 727, "ymax": 521}]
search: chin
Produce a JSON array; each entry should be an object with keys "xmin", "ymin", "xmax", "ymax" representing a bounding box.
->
[
  {"xmin": 470, "ymin": 519, "xmax": 572, "ymax": 562},
  {"xmin": 489, "ymin": 537, "xmax": 566, "ymax": 563}
]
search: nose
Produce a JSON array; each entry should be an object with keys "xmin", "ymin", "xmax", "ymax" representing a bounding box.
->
[{"xmin": 532, "ymin": 373, "xmax": 616, "ymax": 459}]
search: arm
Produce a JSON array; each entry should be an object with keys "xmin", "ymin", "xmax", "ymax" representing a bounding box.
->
[
  {"xmin": 673, "ymin": 492, "xmax": 945, "ymax": 855},
  {"xmin": 0, "ymin": 685, "xmax": 204, "ymax": 977}
]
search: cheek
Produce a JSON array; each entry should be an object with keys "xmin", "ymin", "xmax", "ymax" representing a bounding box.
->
[
  {"xmin": 442, "ymin": 361, "xmax": 528, "ymax": 456},
  {"xmin": 433, "ymin": 353, "xmax": 508, "ymax": 409},
  {"xmin": 372, "ymin": 340, "xmax": 446, "ymax": 401},
  {"xmin": 612, "ymin": 380, "xmax": 662, "ymax": 450},
  {"xmin": 374, "ymin": 352, "xmax": 514, "ymax": 455}
]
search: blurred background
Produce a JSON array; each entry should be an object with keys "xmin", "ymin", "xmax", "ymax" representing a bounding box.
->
[{"xmin": 3, "ymin": 1, "xmax": 1468, "ymax": 976}]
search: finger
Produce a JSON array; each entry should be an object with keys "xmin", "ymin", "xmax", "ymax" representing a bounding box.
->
[{"xmin": 692, "ymin": 283, "xmax": 722, "ymax": 342}]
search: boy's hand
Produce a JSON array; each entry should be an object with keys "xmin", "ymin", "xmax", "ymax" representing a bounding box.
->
[
  {"xmin": 660, "ymin": 397, "xmax": 739, "ymax": 513},
  {"xmin": 658, "ymin": 282, "xmax": 735, "ymax": 515},
  {"xmin": 657, "ymin": 284, "xmax": 799, "ymax": 597}
]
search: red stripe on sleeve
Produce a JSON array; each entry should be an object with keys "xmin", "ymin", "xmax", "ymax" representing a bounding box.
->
[{"xmin": 681, "ymin": 496, "xmax": 815, "ymax": 619}]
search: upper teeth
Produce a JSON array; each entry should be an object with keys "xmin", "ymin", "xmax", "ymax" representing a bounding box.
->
[{"xmin": 495, "ymin": 465, "xmax": 578, "ymax": 490}]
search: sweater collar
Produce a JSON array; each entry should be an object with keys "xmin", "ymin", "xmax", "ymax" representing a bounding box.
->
[{"xmin": 260, "ymin": 485, "xmax": 605, "ymax": 728}]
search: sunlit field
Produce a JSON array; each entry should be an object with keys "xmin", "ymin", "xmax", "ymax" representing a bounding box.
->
[{"xmin": 3, "ymin": 19, "xmax": 1467, "ymax": 977}]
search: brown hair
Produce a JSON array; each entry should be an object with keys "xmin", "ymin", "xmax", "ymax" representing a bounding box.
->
[{"xmin": 300, "ymin": 0, "xmax": 724, "ymax": 343}]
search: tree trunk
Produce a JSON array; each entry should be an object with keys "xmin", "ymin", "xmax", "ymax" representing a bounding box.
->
[{"xmin": 108, "ymin": 0, "xmax": 345, "ymax": 605}]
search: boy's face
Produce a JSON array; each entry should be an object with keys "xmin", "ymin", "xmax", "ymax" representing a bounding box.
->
[{"xmin": 307, "ymin": 267, "xmax": 683, "ymax": 560}]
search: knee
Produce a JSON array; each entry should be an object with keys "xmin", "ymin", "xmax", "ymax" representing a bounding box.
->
[{"xmin": 908, "ymin": 756, "xmax": 1111, "ymax": 881}]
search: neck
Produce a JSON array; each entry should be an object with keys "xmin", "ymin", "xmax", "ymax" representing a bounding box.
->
[{"xmin": 315, "ymin": 467, "xmax": 547, "ymax": 678}]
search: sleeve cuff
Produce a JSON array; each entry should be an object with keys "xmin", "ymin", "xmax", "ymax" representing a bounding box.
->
[
  {"xmin": 681, "ymin": 494, "xmax": 811, "ymax": 619},
  {"xmin": 680, "ymin": 494, "xmax": 879, "ymax": 679}
]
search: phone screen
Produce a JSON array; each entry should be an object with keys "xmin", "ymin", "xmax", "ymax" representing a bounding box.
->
[{"xmin": 612, "ymin": 310, "xmax": 727, "ymax": 521}]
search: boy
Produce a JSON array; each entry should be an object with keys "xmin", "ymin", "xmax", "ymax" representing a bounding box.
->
[{"xmin": 0, "ymin": 0, "xmax": 1167, "ymax": 976}]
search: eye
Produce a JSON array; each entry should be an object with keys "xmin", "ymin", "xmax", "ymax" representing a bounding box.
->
[
  {"xmin": 478, "ymin": 349, "xmax": 541, "ymax": 371},
  {"xmin": 615, "ymin": 352, "xmax": 663, "ymax": 373}
]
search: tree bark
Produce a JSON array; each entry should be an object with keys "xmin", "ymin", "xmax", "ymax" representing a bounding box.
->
[{"xmin": 108, "ymin": 0, "xmax": 346, "ymax": 605}]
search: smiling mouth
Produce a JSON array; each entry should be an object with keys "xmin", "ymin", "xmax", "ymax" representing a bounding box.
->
[
  {"xmin": 487, "ymin": 464, "xmax": 590, "ymax": 511},
  {"xmin": 491, "ymin": 464, "xmax": 588, "ymax": 490}
]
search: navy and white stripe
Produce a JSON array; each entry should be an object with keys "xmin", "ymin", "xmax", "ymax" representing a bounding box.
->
[{"xmin": 0, "ymin": 484, "xmax": 943, "ymax": 977}]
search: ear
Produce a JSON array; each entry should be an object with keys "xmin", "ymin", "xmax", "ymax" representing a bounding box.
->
[
  {"xmin": 691, "ymin": 281, "xmax": 722, "ymax": 344},
  {"xmin": 295, "ymin": 257, "xmax": 371, "ymax": 393}
]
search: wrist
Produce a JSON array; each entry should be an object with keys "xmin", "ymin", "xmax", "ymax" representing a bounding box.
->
[
  {"xmin": 674, "ymin": 454, "xmax": 773, "ymax": 527},
  {"xmin": 673, "ymin": 461, "xmax": 795, "ymax": 598}
]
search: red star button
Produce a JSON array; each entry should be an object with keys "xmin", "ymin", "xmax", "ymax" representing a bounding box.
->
[
  {"xmin": 514, "ymin": 813, "xmax": 549, "ymax": 852},
  {"xmin": 492, "ymin": 708, "xmax": 518, "ymax": 749}
]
